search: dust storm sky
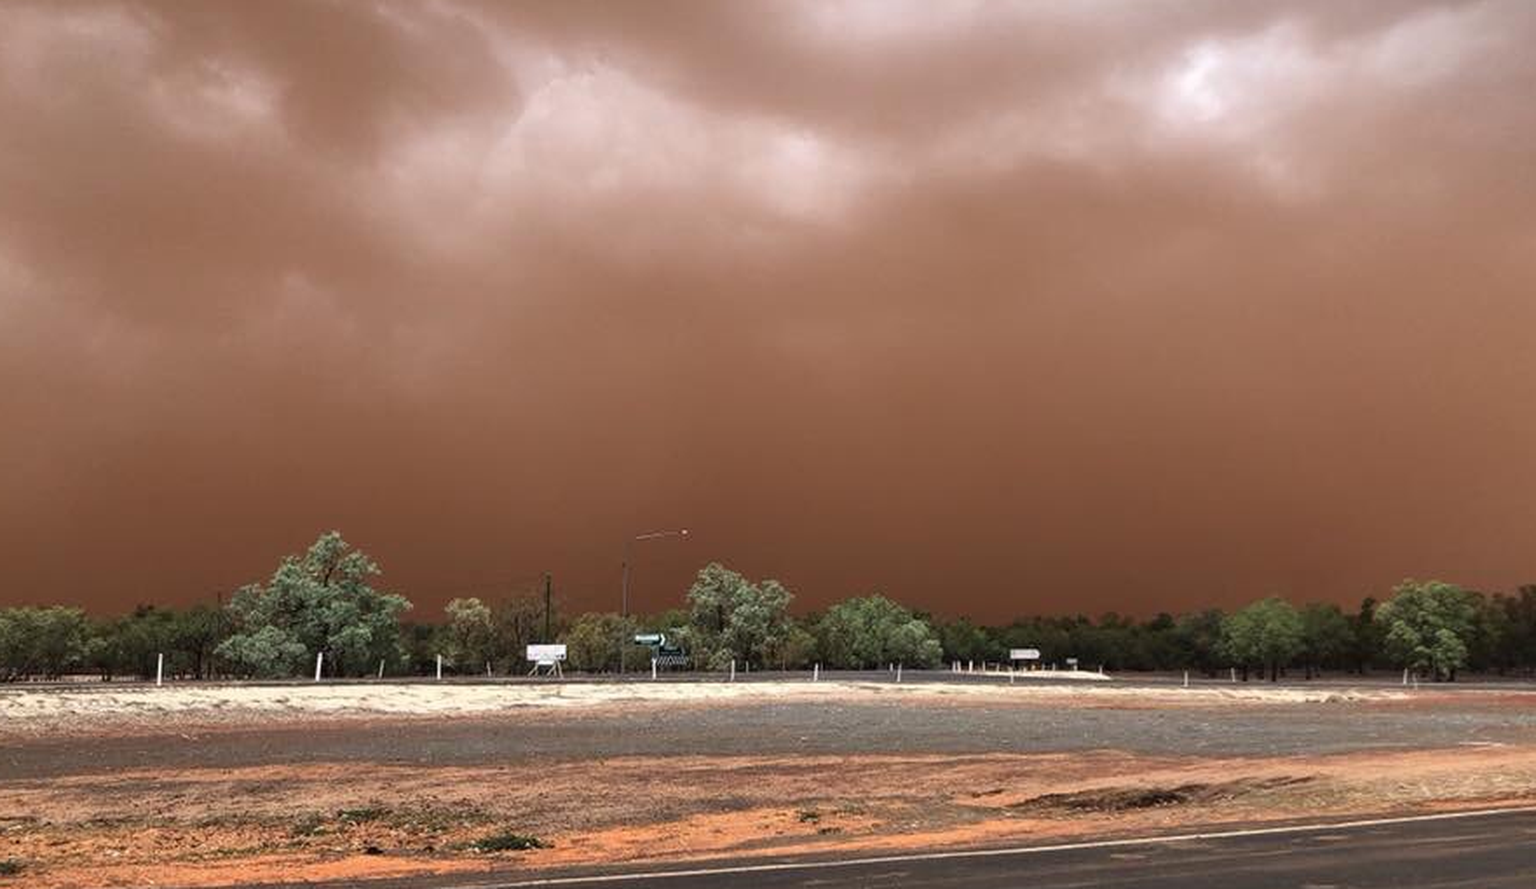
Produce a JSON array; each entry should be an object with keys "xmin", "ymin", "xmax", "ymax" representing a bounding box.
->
[{"xmin": 2, "ymin": 1, "xmax": 1535, "ymax": 621}]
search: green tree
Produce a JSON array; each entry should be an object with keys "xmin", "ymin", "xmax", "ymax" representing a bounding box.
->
[
  {"xmin": 216, "ymin": 532, "xmax": 411, "ymax": 678},
  {"xmin": 1218, "ymin": 597, "xmax": 1304, "ymax": 681},
  {"xmin": 1467, "ymin": 592, "xmax": 1511, "ymax": 673},
  {"xmin": 490, "ymin": 592, "xmax": 558, "ymax": 670},
  {"xmin": 218, "ymin": 625, "xmax": 309, "ymax": 679},
  {"xmin": 937, "ymin": 618, "xmax": 994, "ymax": 664},
  {"xmin": 763, "ymin": 618, "xmax": 817, "ymax": 670},
  {"xmin": 1350, "ymin": 596, "xmax": 1385, "ymax": 674},
  {"xmin": 169, "ymin": 605, "xmax": 232, "ymax": 679},
  {"xmin": 0, "ymin": 606, "xmax": 90, "ymax": 681},
  {"xmin": 998, "ymin": 617, "xmax": 1071, "ymax": 667},
  {"xmin": 85, "ymin": 605, "xmax": 171, "ymax": 680},
  {"xmin": 443, "ymin": 597, "xmax": 495, "ymax": 675},
  {"xmin": 1173, "ymin": 608, "xmax": 1225, "ymax": 676},
  {"xmin": 684, "ymin": 563, "xmax": 795, "ymax": 670},
  {"xmin": 560, "ymin": 612, "xmax": 645, "ymax": 672},
  {"xmin": 1377, "ymin": 579, "xmax": 1476, "ymax": 681},
  {"xmin": 1491, "ymin": 586, "xmax": 1536, "ymax": 675},
  {"xmin": 398, "ymin": 620, "xmax": 444, "ymax": 676},
  {"xmin": 1298, "ymin": 603, "xmax": 1353, "ymax": 679},
  {"xmin": 1137, "ymin": 612, "xmax": 1183, "ymax": 671},
  {"xmin": 815, "ymin": 595, "xmax": 942, "ymax": 669}
]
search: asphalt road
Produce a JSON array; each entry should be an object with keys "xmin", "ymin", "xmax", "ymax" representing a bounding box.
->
[{"xmin": 273, "ymin": 808, "xmax": 1536, "ymax": 889}]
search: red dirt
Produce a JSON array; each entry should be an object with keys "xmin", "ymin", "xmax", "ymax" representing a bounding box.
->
[{"xmin": 7, "ymin": 745, "xmax": 1536, "ymax": 888}]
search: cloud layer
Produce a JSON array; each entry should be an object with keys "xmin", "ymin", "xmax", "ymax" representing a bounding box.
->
[{"xmin": 3, "ymin": 0, "xmax": 1535, "ymax": 618}]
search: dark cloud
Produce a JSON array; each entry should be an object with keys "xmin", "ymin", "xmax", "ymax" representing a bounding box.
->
[{"xmin": 1, "ymin": 1, "xmax": 1534, "ymax": 620}]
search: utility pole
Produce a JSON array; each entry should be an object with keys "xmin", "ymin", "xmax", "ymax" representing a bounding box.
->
[
  {"xmin": 620, "ymin": 551, "xmax": 631, "ymax": 673},
  {"xmin": 543, "ymin": 572, "xmax": 553, "ymax": 642}
]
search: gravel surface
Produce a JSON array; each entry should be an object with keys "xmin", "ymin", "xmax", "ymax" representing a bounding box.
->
[{"xmin": 5, "ymin": 685, "xmax": 1534, "ymax": 779}]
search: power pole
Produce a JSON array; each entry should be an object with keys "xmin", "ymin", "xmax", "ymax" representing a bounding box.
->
[{"xmin": 543, "ymin": 572, "xmax": 552, "ymax": 642}]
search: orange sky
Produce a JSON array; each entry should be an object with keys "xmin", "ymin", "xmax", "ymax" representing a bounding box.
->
[{"xmin": 2, "ymin": 1, "xmax": 1535, "ymax": 621}]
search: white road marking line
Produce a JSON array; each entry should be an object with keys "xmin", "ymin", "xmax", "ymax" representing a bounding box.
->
[{"xmin": 450, "ymin": 805, "xmax": 1536, "ymax": 888}]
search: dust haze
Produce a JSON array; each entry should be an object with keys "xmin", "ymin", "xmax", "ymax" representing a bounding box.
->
[{"xmin": 3, "ymin": 1, "xmax": 1535, "ymax": 618}]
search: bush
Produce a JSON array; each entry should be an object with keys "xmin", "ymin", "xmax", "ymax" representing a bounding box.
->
[{"xmin": 469, "ymin": 831, "xmax": 547, "ymax": 852}]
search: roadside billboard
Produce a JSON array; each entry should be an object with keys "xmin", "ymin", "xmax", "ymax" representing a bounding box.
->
[{"xmin": 526, "ymin": 644, "xmax": 567, "ymax": 664}]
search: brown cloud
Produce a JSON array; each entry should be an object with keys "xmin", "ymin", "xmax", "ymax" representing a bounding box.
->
[{"xmin": 1, "ymin": 1, "xmax": 1534, "ymax": 621}]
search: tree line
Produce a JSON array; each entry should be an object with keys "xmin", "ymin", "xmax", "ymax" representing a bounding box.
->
[{"xmin": 3, "ymin": 532, "xmax": 1533, "ymax": 681}]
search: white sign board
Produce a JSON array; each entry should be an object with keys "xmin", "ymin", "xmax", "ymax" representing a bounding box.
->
[
  {"xmin": 1010, "ymin": 649, "xmax": 1041, "ymax": 661},
  {"xmin": 525, "ymin": 644, "xmax": 567, "ymax": 664}
]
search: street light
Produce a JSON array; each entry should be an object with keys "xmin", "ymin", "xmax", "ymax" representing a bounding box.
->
[{"xmin": 620, "ymin": 528, "xmax": 689, "ymax": 673}]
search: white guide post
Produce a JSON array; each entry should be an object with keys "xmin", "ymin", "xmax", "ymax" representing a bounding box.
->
[
  {"xmin": 314, "ymin": 651, "xmax": 323, "ymax": 682},
  {"xmin": 436, "ymin": 654, "xmax": 443, "ymax": 681},
  {"xmin": 729, "ymin": 659, "xmax": 736, "ymax": 682},
  {"xmin": 156, "ymin": 652, "xmax": 164, "ymax": 687}
]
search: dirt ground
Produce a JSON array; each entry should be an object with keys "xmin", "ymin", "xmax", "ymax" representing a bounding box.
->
[{"xmin": 3, "ymin": 679, "xmax": 1535, "ymax": 888}]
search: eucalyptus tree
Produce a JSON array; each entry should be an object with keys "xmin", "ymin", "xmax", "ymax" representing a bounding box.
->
[
  {"xmin": 216, "ymin": 531, "xmax": 411, "ymax": 678},
  {"xmin": 1219, "ymin": 597, "xmax": 1304, "ymax": 681},
  {"xmin": 1378, "ymin": 579, "xmax": 1476, "ymax": 681}
]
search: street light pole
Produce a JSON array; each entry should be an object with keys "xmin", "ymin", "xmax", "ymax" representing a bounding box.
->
[{"xmin": 619, "ymin": 529, "xmax": 688, "ymax": 674}]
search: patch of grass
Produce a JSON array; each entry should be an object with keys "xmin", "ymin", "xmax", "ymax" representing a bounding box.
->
[
  {"xmin": 289, "ymin": 814, "xmax": 329, "ymax": 837},
  {"xmin": 1009, "ymin": 776, "xmax": 1313, "ymax": 814},
  {"xmin": 796, "ymin": 808, "xmax": 821, "ymax": 823},
  {"xmin": 0, "ymin": 859, "xmax": 24, "ymax": 877},
  {"xmin": 287, "ymin": 805, "xmax": 498, "ymax": 844},
  {"xmin": 467, "ymin": 831, "xmax": 549, "ymax": 853}
]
